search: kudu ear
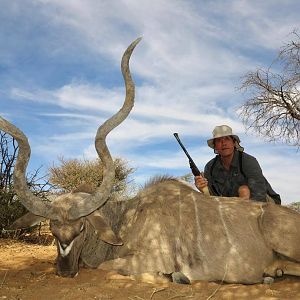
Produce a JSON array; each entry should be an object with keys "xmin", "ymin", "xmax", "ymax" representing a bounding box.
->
[
  {"xmin": 87, "ymin": 211, "xmax": 123, "ymax": 246},
  {"xmin": 9, "ymin": 212, "xmax": 46, "ymax": 229}
]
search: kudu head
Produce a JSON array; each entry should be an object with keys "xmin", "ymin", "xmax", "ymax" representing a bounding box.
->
[{"xmin": 0, "ymin": 38, "xmax": 141, "ymax": 277}]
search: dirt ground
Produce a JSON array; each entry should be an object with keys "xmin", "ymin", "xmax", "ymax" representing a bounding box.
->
[{"xmin": 1, "ymin": 239, "xmax": 300, "ymax": 300}]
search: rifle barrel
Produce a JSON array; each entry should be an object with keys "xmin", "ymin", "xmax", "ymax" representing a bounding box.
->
[{"xmin": 173, "ymin": 133, "xmax": 194, "ymax": 162}]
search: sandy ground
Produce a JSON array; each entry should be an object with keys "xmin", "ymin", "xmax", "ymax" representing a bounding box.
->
[{"xmin": 1, "ymin": 239, "xmax": 300, "ymax": 300}]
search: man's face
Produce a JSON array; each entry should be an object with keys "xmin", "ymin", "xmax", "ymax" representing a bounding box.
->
[{"xmin": 214, "ymin": 136, "xmax": 235, "ymax": 157}]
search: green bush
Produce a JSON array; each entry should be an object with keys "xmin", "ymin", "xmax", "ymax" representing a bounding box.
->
[
  {"xmin": 0, "ymin": 131, "xmax": 53, "ymax": 235},
  {"xmin": 0, "ymin": 191, "xmax": 26, "ymax": 231}
]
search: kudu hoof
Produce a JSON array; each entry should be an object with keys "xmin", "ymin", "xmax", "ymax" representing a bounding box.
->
[{"xmin": 263, "ymin": 276, "xmax": 274, "ymax": 284}]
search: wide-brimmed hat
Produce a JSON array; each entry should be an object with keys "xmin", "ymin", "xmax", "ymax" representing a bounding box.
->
[{"xmin": 207, "ymin": 125, "xmax": 244, "ymax": 151}]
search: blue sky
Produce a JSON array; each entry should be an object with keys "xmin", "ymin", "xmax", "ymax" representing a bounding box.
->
[{"xmin": 1, "ymin": 0, "xmax": 299, "ymax": 204}]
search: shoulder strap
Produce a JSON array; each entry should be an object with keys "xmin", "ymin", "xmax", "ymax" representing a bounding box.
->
[
  {"xmin": 238, "ymin": 151, "xmax": 246, "ymax": 178},
  {"xmin": 208, "ymin": 155, "xmax": 221, "ymax": 196},
  {"xmin": 210, "ymin": 155, "xmax": 218, "ymax": 177}
]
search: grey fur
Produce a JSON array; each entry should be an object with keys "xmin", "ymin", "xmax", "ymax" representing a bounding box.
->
[{"xmin": 97, "ymin": 179, "xmax": 300, "ymax": 284}]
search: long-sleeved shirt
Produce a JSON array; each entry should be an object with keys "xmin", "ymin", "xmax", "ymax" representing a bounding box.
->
[{"xmin": 204, "ymin": 150, "xmax": 280, "ymax": 203}]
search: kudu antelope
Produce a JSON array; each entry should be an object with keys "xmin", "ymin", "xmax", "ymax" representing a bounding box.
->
[{"xmin": 1, "ymin": 38, "xmax": 300, "ymax": 284}]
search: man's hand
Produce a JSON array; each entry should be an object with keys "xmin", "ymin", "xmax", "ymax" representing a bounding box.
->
[{"xmin": 194, "ymin": 175, "xmax": 209, "ymax": 194}]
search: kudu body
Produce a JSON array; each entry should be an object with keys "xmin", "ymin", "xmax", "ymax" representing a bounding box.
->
[{"xmin": 1, "ymin": 39, "xmax": 300, "ymax": 283}]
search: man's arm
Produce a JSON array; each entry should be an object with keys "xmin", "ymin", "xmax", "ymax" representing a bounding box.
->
[{"xmin": 242, "ymin": 154, "xmax": 267, "ymax": 201}]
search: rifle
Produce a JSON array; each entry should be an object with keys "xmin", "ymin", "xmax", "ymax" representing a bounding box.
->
[{"xmin": 173, "ymin": 133, "xmax": 210, "ymax": 196}]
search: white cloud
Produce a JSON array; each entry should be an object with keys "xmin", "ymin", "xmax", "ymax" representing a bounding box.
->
[{"xmin": 10, "ymin": 84, "xmax": 122, "ymax": 114}]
